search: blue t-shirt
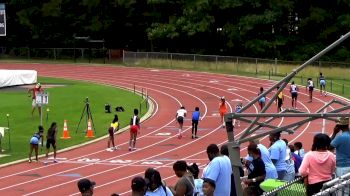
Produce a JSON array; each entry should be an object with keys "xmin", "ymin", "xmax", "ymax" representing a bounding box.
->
[
  {"xmin": 269, "ymin": 139, "xmax": 287, "ymax": 171},
  {"xmin": 194, "ymin": 178, "xmax": 204, "ymax": 196},
  {"xmin": 192, "ymin": 111, "xmax": 200, "ymax": 121},
  {"xmin": 331, "ymin": 131, "xmax": 350, "ymax": 167},
  {"xmin": 203, "ymin": 156, "xmax": 232, "ymax": 196},
  {"xmin": 258, "ymin": 144, "xmax": 278, "ymax": 179}
]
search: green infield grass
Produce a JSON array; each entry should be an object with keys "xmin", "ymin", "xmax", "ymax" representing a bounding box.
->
[{"xmin": 0, "ymin": 77, "xmax": 147, "ymax": 164}]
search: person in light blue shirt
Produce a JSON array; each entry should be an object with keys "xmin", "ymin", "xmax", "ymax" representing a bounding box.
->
[
  {"xmin": 331, "ymin": 117, "xmax": 350, "ymax": 176},
  {"xmin": 269, "ymin": 131, "xmax": 287, "ymax": 181},
  {"xmin": 202, "ymin": 144, "xmax": 231, "ymax": 196},
  {"xmin": 144, "ymin": 168, "xmax": 173, "ymax": 196},
  {"xmin": 249, "ymin": 139, "xmax": 278, "ymax": 180}
]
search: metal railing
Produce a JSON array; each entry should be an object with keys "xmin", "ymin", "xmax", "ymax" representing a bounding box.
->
[
  {"xmin": 315, "ymin": 173, "xmax": 350, "ymax": 196},
  {"xmin": 262, "ymin": 177, "xmax": 306, "ymax": 196}
]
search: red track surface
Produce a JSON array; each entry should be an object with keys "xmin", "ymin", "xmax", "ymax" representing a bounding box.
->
[{"xmin": 0, "ymin": 63, "xmax": 349, "ymax": 196}]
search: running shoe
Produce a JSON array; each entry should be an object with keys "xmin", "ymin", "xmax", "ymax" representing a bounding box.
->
[
  {"xmin": 132, "ymin": 147, "xmax": 137, "ymax": 151},
  {"xmin": 53, "ymin": 159, "xmax": 58, "ymax": 163},
  {"xmin": 128, "ymin": 147, "xmax": 132, "ymax": 151},
  {"xmin": 178, "ymin": 134, "xmax": 182, "ymax": 139},
  {"xmin": 28, "ymin": 160, "xmax": 32, "ymax": 163}
]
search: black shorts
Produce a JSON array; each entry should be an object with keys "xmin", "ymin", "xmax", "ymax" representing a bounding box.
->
[
  {"xmin": 291, "ymin": 92, "xmax": 298, "ymax": 99},
  {"xmin": 277, "ymin": 98, "xmax": 283, "ymax": 108},
  {"xmin": 46, "ymin": 139, "xmax": 56, "ymax": 149},
  {"xmin": 108, "ymin": 127, "xmax": 114, "ymax": 137},
  {"xmin": 177, "ymin": 116, "xmax": 184, "ymax": 124},
  {"xmin": 309, "ymin": 86, "xmax": 314, "ymax": 92}
]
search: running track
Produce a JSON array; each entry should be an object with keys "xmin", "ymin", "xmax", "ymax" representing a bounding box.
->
[{"xmin": 0, "ymin": 63, "xmax": 349, "ymax": 196}]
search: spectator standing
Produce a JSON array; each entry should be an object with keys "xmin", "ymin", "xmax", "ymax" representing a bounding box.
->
[
  {"xmin": 191, "ymin": 107, "xmax": 201, "ymax": 139},
  {"xmin": 330, "ymin": 117, "xmax": 350, "ymax": 177},
  {"xmin": 282, "ymin": 139, "xmax": 296, "ymax": 182},
  {"xmin": 299, "ymin": 133, "xmax": 335, "ymax": 196},
  {"xmin": 294, "ymin": 141, "xmax": 305, "ymax": 158},
  {"xmin": 131, "ymin": 176, "xmax": 147, "ymax": 196},
  {"xmin": 144, "ymin": 168, "xmax": 173, "ymax": 196},
  {"xmin": 289, "ymin": 144, "xmax": 303, "ymax": 174},
  {"xmin": 243, "ymin": 144, "xmax": 266, "ymax": 196},
  {"xmin": 77, "ymin": 178, "xmax": 95, "ymax": 196},
  {"xmin": 269, "ymin": 131, "xmax": 287, "ymax": 180},
  {"xmin": 202, "ymin": 144, "xmax": 231, "ymax": 196},
  {"xmin": 187, "ymin": 163, "xmax": 203, "ymax": 196},
  {"xmin": 170, "ymin": 160, "xmax": 195, "ymax": 196},
  {"xmin": 28, "ymin": 82, "xmax": 44, "ymax": 116},
  {"xmin": 249, "ymin": 139, "xmax": 278, "ymax": 180}
]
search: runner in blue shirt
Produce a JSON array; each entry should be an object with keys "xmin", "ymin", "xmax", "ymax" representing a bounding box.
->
[
  {"xmin": 28, "ymin": 125, "xmax": 44, "ymax": 163},
  {"xmin": 319, "ymin": 72, "xmax": 327, "ymax": 96},
  {"xmin": 191, "ymin": 107, "xmax": 201, "ymax": 139},
  {"xmin": 234, "ymin": 103, "xmax": 242, "ymax": 127}
]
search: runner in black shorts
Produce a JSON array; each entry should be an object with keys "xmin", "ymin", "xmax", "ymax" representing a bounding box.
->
[
  {"xmin": 290, "ymin": 81, "xmax": 298, "ymax": 109},
  {"xmin": 276, "ymin": 86, "xmax": 284, "ymax": 112},
  {"xmin": 45, "ymin": 122, "xmax": 58, "ymax": 163},
  {"xmin": 306, "ymin": 78, "xmax": 314, "ymax": 102},
  {"xmin": 175, "ymin": 106, "xmax": 187, "ymax": 139}
]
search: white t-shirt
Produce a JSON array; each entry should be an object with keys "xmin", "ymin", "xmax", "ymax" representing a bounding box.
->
[
  {"xmin": 177, "ymin": 109, "xmax": 187, "ymax": 118},
  {"xmin": 290, "ymin": 84, "xmax": 298, "ymax": 93},
  {"xmin": 308, "ymin": 80, "xmax": 314, "ymax": 87}
]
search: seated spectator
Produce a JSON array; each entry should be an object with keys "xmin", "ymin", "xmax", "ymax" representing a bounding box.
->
[
  {"xmin": 170, "ymin": 160, "xmax": 195, "ymax": 196},
  {"xmin": 202, "ymin": 178, "xmax": 216, "ymax": 196},
  {"xmin": 77, "ymin": 178, "xmax": 96, "ymax": 196},
  {"xmin": 131, "ymin": 176, "xmax": 147, "ymax": 196},
  {"xmin": 187, "ymin": 163, "xmax": 203, "ymax": 196},
  {"xmin": 289, "ymin": 144, "xmax": 303, "ymax": 174},
  {"xmin": 294, "ymin": 141, "xmax": 305, "ymax": 158},
  {"xmin": 144, "ymin": 168, "xmax": 173, "ymax": 196},
  {"xmin": 243, "ymin": 144, "xmax": 266, "ymax": 196},
  {"xmin": 299, "ymin": 133, "xmax": 335, "ymax": 196}
]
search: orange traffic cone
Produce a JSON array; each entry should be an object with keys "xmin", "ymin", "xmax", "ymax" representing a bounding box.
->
[
  {"xmin": 61, "ymin": 120, "xmax": 71, "ymax": 139},
  {"xmin": 85, "ymin": 119, "xmax": 95, "ymax": 138}
]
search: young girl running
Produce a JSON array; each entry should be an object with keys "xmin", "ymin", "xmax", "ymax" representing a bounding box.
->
[
  {"xmin": 258, "ymin": 87, "xmax": 266, "ymax": 111},
  {"xmin": 219, "ymin": 96, "xmax": 228, "ymax": 128},
  {"xmin": 28, "ymin": 125, "xmax": 44, "ymax": 163},
  {"xmin": 129, "ymin": 109, "xmax": 140, "ymax": 151},
  {"xmin": 234, "ymin": 103, "xmax": 243, "ymax": 127},
  {"xmin": 276, "ymin": 86, "xmax": 284, "ymax": 112},
  {"xmin": 290, "ymin": 81, "xmax": 298, "ymax": 109},
  {"xmin": 176, "ymin": 106, "xmax": 187, "ymax": 139},
  {"xmin": 306, "ymin": 78, "xmax": 314, "ymax": 102},
  {"xmin": 191, "ymin": 107, "xmax": 201, "ymax": 139},
  {"xmin": 108, "ymin": 114, "xmax": 119, "ymax": 150}
]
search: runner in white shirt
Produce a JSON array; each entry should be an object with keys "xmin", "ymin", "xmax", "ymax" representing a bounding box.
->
[
  {"xmin": 175, "ymin": 106, "xmax": 187, "ymax": 139},
  {"xmin": 306, "ymin": 78, "xmax": 314, "ymax": 103},
  {"xmin": 290, "ymin": 81, "xmax": 298, "ymax": 109}
]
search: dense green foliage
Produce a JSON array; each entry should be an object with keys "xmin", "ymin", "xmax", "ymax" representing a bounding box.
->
[{"xmin": 2, "ymin": 0, "xmax": 350, "ymax": 61}]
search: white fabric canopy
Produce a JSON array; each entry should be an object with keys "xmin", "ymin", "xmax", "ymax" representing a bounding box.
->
[{"xmin": 0, "ymin": 69, "xmax": 37, "ymax": 87}]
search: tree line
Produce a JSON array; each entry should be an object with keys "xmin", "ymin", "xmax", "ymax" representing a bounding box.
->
[{"xmin": 1, "ymin": 0, "xmax": 350, "ymax": 61}]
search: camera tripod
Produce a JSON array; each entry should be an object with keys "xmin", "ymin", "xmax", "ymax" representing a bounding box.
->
[{"xmin": 76, "ymin": 97, "xmax": 96, "ymax": 134}]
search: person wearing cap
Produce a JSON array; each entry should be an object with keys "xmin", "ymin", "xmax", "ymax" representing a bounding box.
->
[
  {"xmin": 219, "ymin": 96, "xmax": 228, "ymax": 128},
  {"xmin": 330, "ymin": 117, "xmax": 350, "ymax": 178},
  {"xmin": 77, "ymin": 178, "xmax": 95, "ymax": 196},
  {"xmin": 131, "ymin": 176, "xmax": 147, "ymax": 196},
  {"xmin": 28, "ymin": 82, "xmax": 44, "ymax": 116},
  {"xmin": 28, "ymin": 125, "xmax": 44, "ymax": 163}
]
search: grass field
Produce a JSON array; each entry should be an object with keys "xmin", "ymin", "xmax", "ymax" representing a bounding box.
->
[
  {"xmin": 126, "ymin": 58, "xmax": 350, "ymax": 98},
  {"xmin": 0, "ymin": 77, "xmax": 147, "ymax": 164}
]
